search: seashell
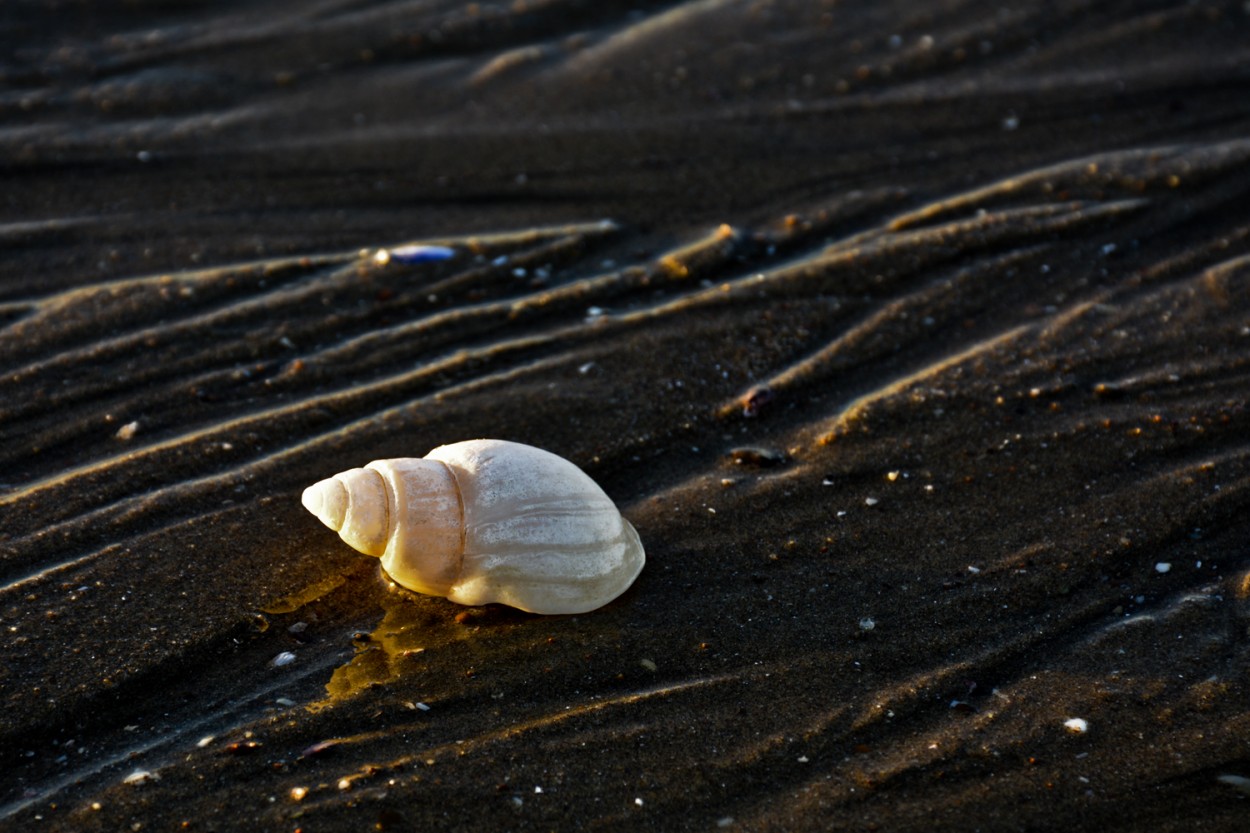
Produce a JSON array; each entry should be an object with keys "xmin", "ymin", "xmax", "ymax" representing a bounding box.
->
[{"xmin": 301, "ymin": 439, "xmax": 645, "ymax": 614}]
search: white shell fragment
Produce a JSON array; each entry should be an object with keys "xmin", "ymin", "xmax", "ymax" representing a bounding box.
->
[
  {"xmin": 270, "ymin": 651, "xmax": 297, "ymax": 668},
  {"xmin": 1217, "ymin": 774, "xmax": 1250, "ymax": 795},
  {"xmin": 302, "ymin": 439, "xmax": 645, "ymax": 614},
  {"xmin": 385, "ymin": 244, "xmax": 456, "ymax": 264}
]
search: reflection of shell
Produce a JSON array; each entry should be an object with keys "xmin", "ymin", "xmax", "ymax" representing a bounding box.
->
[{"xmin": 302, "ymin": 439, "xmax": 645, "ymax": 614}]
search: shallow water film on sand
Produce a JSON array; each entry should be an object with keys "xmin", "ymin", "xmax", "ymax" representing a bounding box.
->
[{"xmin": 2, "ymin": 1, "xmax": 1250, "ymax": 830}]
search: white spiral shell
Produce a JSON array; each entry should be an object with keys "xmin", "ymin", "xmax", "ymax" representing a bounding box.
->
[{"xmin": 301, "ymin": 439, "xmax": 645, "ymax": 614}]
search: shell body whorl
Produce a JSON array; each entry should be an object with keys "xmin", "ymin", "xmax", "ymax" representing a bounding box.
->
[{"xmin": 302, "ymin": 439, "xmax": 645, "ymax": 614}]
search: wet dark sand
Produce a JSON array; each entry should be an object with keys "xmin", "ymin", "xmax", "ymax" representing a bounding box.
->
[{"xmin": 3, "ymin": 2, "xmax": 1250, "ymax": 830}]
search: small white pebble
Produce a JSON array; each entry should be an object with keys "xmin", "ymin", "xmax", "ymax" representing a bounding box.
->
[
  {"xmin": 640, "ymin": 658, "xmax": 658, "ymax": 672},
  {"xmin": 115, "ymin": 421, "xmax": 139, "ymax": 441},
  {"xmin": 338, "ymin": 778, "xmax": 352, "ymax": 791},
  {"xmin": 859, "ymin": 617, "xmax": 875, "ymax": 631},
  {"xmin": 196, "ymin": 736, "xmax": 215, "ymax": 748},
  {"xmin": 864, "ymin": 496, "xmax": 879, "ymax": 506},
  {"xmin": 886, "ymin": 471, "xmax": 899, "ymax": 481},
  {"xmin": 797, "ymin": 755, "xmax": 809, "ymax": 763},
  {"xmin": 534, "ymin": 786, "xmax": 543, "ymax": 794},
  {"xmin": 415, "ymin": 701, "xmax": 431, "ymax": 711},
  {"xmin": 967, "ymin": 565, "xmax": 981, "ymax": 574},
  {"xmin": 1064, "ymin": 717, "xmax": 1089, "ymax": 734},
  {"xmin": 373, "ymin": 249, "xmax": 391, "ymax": 265},
  {"xmin": 1155, "ymin": 562, "xmax": 1171, "ymax": 574},
  {"xmin": 717, "ymin": 819, "xmax": 735, "ymax": 829},
  {"xmin": 290, "ymin": 786, "xmax": 308, "ymax": 801},
  {"xmin": 123, "ymin": 769, "xmax": 157, "ymax": 785},
  {"xmin": 635, "ymin": 798, "xmax": 644, "ymax": 806},
  {"xmin": 578, "ymin": 362, "xmax": 595, "ymax": 374}
]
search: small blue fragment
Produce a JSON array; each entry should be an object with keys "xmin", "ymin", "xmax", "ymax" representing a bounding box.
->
[{"xmin": 388, "ymin": 244, "xmax": 456, "ymax": 264}]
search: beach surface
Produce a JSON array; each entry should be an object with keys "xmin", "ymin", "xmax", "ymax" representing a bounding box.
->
[{"xmin": 2, "ymin": 2, "xmax": 1250, "ymax": 830}]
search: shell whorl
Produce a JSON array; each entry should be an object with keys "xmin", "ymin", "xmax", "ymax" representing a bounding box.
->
[
  {"xmin": 302, "ymin": 458, "xmax": 465, "ymax": 597},
  {"xmin": 425, "ymin": 440, "xmax": 645, "ymax": 613}
]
